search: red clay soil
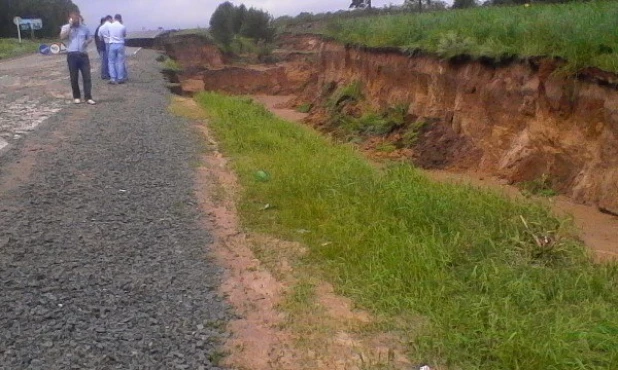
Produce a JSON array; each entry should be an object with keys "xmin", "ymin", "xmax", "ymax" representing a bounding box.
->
[{"xmin": 161, "ymin": 33, "xmax": 618, "ymax": 260}]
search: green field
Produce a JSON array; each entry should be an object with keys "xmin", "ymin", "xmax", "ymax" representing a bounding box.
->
[
  {"xmin": 0, "ymin": 38, "xmax": 41, "ymax": 59},
  {"xmin": 197, "ymin": 92, "xmax": 618, "ymax": 369},
  {"xmin": 323, "ymin": 1, "xmax": 618, "ymax": 73}
]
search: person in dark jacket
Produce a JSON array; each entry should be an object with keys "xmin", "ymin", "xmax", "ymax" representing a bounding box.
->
[{"xmin": 94, "ymin": 15, "xmax": 112, "ymax": 80}]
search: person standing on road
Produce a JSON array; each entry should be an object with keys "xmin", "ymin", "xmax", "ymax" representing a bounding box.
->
[
  {"xmin": 60, "ymin": 11, "xmax": 96, "ymax": 105},
  {"xmin": 94, "ymin": 16, "xmax": 112, "ymax": 80},
  {"xmin": 101, "ymin": 14, "xmax": 127, "ymax": 84}
]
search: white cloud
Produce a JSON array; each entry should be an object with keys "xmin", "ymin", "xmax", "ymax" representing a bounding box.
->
[{"xmin": 73, "ymin": 0, "xmax": 400, "ymax": 31}]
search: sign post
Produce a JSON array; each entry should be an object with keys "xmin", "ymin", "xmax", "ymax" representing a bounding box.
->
[
  {"xmin": 19, "ymin": 19, "xmax": 43, "ymax": 40},
  {"xmin": 13, "ymin": 16, "xmax": 22, "ymax": 43}
]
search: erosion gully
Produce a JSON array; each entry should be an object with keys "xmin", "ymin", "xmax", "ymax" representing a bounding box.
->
[{"xmin": 162, "ymin": 32, "xmax": 618, "ymax": 260}]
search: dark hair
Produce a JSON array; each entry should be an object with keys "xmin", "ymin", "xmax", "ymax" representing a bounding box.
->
[
  {"xmin": 69, "ymin": 11, "xmax": 83, "ymax": 24},
  {"xmin": 100, "ymin": 17, "xmax": 106, "ymax": 24},
  {"xmin": 114, "ymin": 14, "xmax": 122, "ymax": 21},
  {"xmin": 105, "ymin": 15, "xmax": 113, "ymax": 21}
]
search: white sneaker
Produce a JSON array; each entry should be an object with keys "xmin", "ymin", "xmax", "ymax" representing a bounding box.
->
[
  {"xmin": 73, "ymin": 98, "xmax": 81, "ymax": 104},
  {"xmin": 87, "ymin": 99, "xmax": 96, "ymax": 105}
]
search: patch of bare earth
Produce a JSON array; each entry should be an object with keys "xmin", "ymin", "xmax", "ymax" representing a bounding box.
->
[{"xmin": 171, "ymin": 97, "xmax": 412, "ymax": 370}]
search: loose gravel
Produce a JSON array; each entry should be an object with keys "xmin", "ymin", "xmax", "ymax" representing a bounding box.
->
[{"xmin": 0, "ymin": 49, "xmax": 230, "ymax": 369}]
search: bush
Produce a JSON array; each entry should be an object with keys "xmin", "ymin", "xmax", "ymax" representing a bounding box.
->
[{"xmin": 209, "ymin": 2, "xmax": 275, "ymax": 46}]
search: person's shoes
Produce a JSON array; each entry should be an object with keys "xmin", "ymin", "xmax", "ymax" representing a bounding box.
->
[
  {"xmin": 102, "ymin": 77, "xmax": 110, "ymax": 80},
  {"xmin": 108, "ymin": 80, "xmax": 117, "ymax": 85},
  {"xmin": 86, "ymin": 99, "xmax": 96, "ymax": 105},
  {"xmin": 73, "ymin": 98, "xmax": 81, "ymax": 104},
  {"xmin": 118, "ymin": 80, "xmax": 126, "ymax": 84}
]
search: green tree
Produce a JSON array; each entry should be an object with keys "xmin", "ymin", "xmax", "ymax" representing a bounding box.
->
[
  {"xmin": 209, "ymin": 1, "xmax": 236, "ymax": 45},
  {"xmin": 349, "ymin": 0, "xmax": 372, "ymax": 9},
  {"xmin": 240, "ymin": 8, "xmax": 275, "ymax": 42},
  {"xmin": 232, "ymin": 4, "xmax": 247, "ymax": 34},
  {"xmin": 209, "ymin": 2, "xmax": 275, "ymax": 45},
  {"xmin": 403, "ymin": 0, "xmax": 433, "ymax": 12},
  {"xmin": 0, "ymin": 0, "xmax": 79, "ymax": 38},
  {"xmin": 452, "ymin": 0, "xmax": 477, "ymax": 8}
]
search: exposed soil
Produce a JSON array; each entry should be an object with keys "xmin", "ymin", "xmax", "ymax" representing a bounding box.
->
[{"xmin": 160, "ymin": 32, "xmax": 617, "ymax": 261}]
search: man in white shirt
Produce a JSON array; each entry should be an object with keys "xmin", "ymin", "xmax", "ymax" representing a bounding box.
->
[
  {"xmin": 101, "ymin": 14, "xmax": 127, "ymax": 84},
  {"xmin": 95, "ymin": 15, "xmax": 112, "ymax": 80}
]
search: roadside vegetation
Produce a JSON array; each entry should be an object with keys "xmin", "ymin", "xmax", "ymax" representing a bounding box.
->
[
  {"xmin": 209, "ymin": 1, "xmax": 276, "ymax": 59},
  {"xmin": 196, "ymin": 91, "xmax": 618, "ymax": 369},
  {"xmin": 0, "ymin": 38, "xmax": 40, "ymax": 59},
  {"xmin": 319, "ymin": 1, "xmax": 618, "ymax": 73}
]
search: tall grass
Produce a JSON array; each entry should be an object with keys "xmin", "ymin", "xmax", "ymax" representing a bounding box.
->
[
  {"xmin": 197, "ymin": 92, "xmax": 618, "ymax": 369},
  {"xmin": 0, "ymin": 38, "xmax": 40, "ymax": 59},
  {"xmin": 325, "ymin": 1, "xmax": 618, "ymax": 72}
]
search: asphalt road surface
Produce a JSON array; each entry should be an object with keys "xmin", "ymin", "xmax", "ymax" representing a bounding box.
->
[{"xmin": 0, "ymin": 48, "xmax": 230, "ymax": 369}]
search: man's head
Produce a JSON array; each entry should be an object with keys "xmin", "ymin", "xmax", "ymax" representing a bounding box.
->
[
  {"xmin": 105, "ymin": 15, "xmax": 113, "ymax": 23},
  {"xmin": 114, "ymin": 14, "xmax": 123, "ymax": 23},
  {"xmin": 68, "ymin": 11, "xmax": 82, "ymax": 27}
]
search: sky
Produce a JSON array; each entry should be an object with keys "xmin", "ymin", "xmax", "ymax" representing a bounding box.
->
[{"xmin": 73, "ymin": 0, "xmax": 402, "ymax": 31}]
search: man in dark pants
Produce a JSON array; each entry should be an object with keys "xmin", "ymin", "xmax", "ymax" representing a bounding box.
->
[
  {"xmin": 60, "ymin": 11, "xmax": 96, "ymax": 105},
  {"xmin": 94, "ymin": 16, "xmax": 111, "ymax": 80}
]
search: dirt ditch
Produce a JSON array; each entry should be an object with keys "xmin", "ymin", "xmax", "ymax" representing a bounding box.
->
[
  {"xmin": 162, "ymin": 31, "xmax": 618, "ymax": 370},
  {"xmin": 160, "ymin": 33, "xmax": 617, "ymax": 259}
]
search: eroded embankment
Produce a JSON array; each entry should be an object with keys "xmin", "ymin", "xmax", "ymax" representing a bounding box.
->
[{"xmin": 161, "ymin": 33, "xmax": 618, "ymax": 215}]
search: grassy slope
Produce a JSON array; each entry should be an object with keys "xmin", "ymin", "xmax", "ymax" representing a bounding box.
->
[
  {"xmin": 197, "ymin": 92, "xmax": 618, "ymax": 369},
  {"xmin": 324, "ymin": 1, "xmax": 618, "ymax": 73},
  {"xmin": 0, "ymin": 38, "xmax": 41, "ymax": 59}
]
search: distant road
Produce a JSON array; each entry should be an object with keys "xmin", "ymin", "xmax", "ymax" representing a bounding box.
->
[
  {"xmin": 126, "ymin": 30, "xmax": 169, "ymax": 39},
  {"xmin": 0, "ymin": 44, "xmax": 140, "ymax": 155}
]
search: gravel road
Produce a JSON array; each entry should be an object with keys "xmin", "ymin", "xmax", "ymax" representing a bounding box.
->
[{"xmin": 0, "ymin": 48, "xmax": 229, "ymax": 369}]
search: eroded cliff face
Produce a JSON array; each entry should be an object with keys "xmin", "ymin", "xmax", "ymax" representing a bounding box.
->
[
  {"xmin": 161, "ymin": 33, "xmax": 618, "ymax": 213},
  {"xmin": 301, "ymin": 41, "xmax": 618, "ymax": 213},
  {"xmin": 161, "ymin": 34, "xmax": 225, "ymax": 70}
]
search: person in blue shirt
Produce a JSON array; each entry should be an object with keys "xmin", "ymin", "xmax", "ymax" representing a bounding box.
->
[{"xmin": 60, "ymin": 11, "xmax": 96, "ymax": 104}]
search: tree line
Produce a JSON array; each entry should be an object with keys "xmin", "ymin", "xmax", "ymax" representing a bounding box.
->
[{"xmin": 0, "ymin": 0, "xmax": 79, "ymax": 38}]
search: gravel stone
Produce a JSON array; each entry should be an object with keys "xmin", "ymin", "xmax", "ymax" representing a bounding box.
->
[{"xmin": 0, "ymin": 49, "xmax": 229, "ymax": 369}]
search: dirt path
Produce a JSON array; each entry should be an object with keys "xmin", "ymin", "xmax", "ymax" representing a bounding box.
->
[
  {"xmin": 0, "ymin": 49, "xmax": 229, "ymax": 368},
  {"xmin": 253, "ymin": 95, "xmax": 618, "ymax": 261}
]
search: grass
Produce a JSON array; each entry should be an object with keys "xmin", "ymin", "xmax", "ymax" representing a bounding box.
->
[
  {"xmin": 323, "ymin": 1, "xmax": 618, "ymax": 73},
  {"xmin": 171, "ymin": 28, "xmax": 212, "ymax": 37},
  {"xmin": 297, "ymin": 103, "xmax": 313, "ymax": 113},
  {"xmin": 0, "ymin": 38, "xmax": 41, "ymax": 59},
  {"xmin": 196, "ymin": 91, "xmax": 618, "ymax": 369},
  {"xmin": 519, "ymin": 173, "xmax": 558, "ymax": 198},
  {"xmin": 161, "ymin": 57, "xmax": 183, "ymax": 72}
]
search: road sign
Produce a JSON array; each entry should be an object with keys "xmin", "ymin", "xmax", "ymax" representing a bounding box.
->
[
  {"xmin": 13, "ymin": 17, "xmax": 43, "ymax": 43},
  {"xmin": 39, "ymin": 44, "xmax": 51, "ymax": 55},
  {"xmin": 19, "ymin": 19, "xmax": 43, "ymax": 31}
]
